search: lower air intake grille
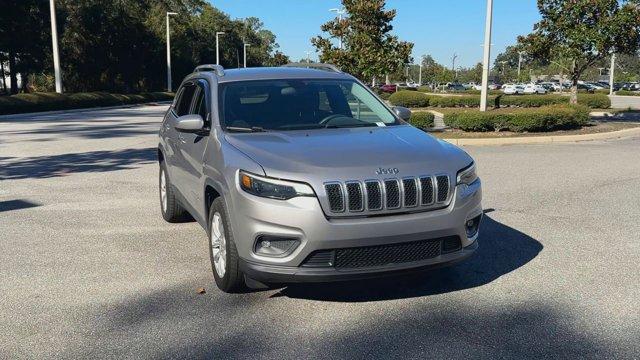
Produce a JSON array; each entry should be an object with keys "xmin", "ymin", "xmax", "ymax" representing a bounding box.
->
[
  {"xmin": 301, "ymin": 236, "xmax": 462, "ymax": 269},
  {"xmin": 436, "ymin": 175, "xmax": 449, "ymax": 202},
  {"xmin": 325, "ymin": 183, "xmax": 344, "ymax": 212}
]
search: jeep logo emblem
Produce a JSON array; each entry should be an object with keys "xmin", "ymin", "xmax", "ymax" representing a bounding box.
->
[{"xmin": 375, "ymin": 167, "xmax": 400, "ymax": 175}]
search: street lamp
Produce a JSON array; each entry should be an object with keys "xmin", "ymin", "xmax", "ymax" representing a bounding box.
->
[
  {"xmin": 517, "ymin": 51, "xmax": 525, "ymax": 79},
  {"xmin": 609, "ymin": 53, "xmax": 616, "ymax": 96},
  {"xmin": 243, "ymin": 43, "xmax": 250, "ymax": 68},
  {"xmin": 49, "ymin": 0, "xmax": 63, "ymax": 93},
  {"xmin": 216, "ymin": 31, "xmax": 225, "ymax": 65},
  {"xmin": 166, "ymin": 12, "xmax": 177, "ymax": 92},
  {"xmin": 329, "ymin": 7, "xmax": 346, "ymax": 49},
  {"xmin": 480, "ymin": 0, "xmax": 494, "ymax": 111}
]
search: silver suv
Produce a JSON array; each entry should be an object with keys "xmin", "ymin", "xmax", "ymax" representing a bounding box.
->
[{"xmin": 158, "ymin": 64, "xmax": 483, "ymax": 293}]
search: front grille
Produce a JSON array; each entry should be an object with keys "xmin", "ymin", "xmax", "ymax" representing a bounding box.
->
[
  {"xmin": 325, "ymin": 183, "xmax": 344, "ymax": 212},
  {"xmin": 385, "ymin": 180, "xmax": 400, "ymax": 209},
  {"xmin": 324, "ymin": 174, "xmax": 451, "ymax": 215},
  {"xmin": 301, "ymin": 236, "xmax": 462, "ymax": 269},
  {"xmin": 365, "ymin": 181, "xmax": 382, "ymax": 210},
  {"xmin": 436, "ymin": 175, "xmax": 449, "ymax": 203},
  {"xmin": 402, "ymin": 178, "xmax": 418, "ymax": 207},
  {"xmin": 420, "ymin": 177, "xmax": 434, "ymax": 205},
  {"xmin": 346, "ymin": 182, "xmax": 363, "ymax": 212}
]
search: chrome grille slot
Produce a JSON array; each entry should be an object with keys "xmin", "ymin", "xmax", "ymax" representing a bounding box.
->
[
  {"xmin": 384, "ymin": 180, "xmax": 401, "ymax": 209},
  {"xmin": 436, "ymin": 175, "xmax": 449, "ymax": 203},
  {"xmin": 325, "ymin": 183, "xmax": 344, "ymax": 212},
  {"xmin": 346, "ymin": 182, "xmax": 364, "ymax": 212},
  {"xmin": 420, "ymin": 176, "xmax": 434, "ymax": 205},
  {"xmin": 365, "ymin": 181, "xmax": 382, "ymax": 210},
  {"xmin": 402, "ymin": 178, "xmax": 418, "ymax": 207}
]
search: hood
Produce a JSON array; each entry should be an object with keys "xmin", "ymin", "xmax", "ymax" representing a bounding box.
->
[{"xmin": 224, "ymin": 125, "xmax": 472, "ymax": 181}]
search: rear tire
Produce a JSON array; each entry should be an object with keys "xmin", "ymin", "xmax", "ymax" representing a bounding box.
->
[
  {"xmin": 208, "ymin": 197, "xmax": 245, "ymax": 293},
  {"xmin": 159, "ymin": 162, "xmax": 186, "ymax": 222}
]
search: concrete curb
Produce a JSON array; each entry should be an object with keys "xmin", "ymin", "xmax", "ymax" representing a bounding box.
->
[
  {"xmin": 0, "ymin": 101, "xmax": 172, "ymax": 120},
  {"xmin": 441, "ymin": 126, "xmax": 640, "ymax": 146}
]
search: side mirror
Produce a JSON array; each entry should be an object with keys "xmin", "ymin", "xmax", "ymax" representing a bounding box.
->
[
  {"xmin": 175, "ymin": 114, "xmax": 204, "ymax": 133},
  {"xmin": 392, "ymin": 106, "xmax": 412, "ymax": 121}
]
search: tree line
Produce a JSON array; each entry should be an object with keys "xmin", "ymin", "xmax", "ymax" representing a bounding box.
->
[{"xmin": 0, "ymin": 0, "xmax": 290, "ymax": 94}]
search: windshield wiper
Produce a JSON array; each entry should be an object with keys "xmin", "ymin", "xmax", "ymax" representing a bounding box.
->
[{"xmin": 226, "ymin": 126, "xmax": 268, "ymax": 133}]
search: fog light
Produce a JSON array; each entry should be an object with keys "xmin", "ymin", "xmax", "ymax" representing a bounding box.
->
[
  {"xmin": 465, "ymin": 215, "xmax": 482, "ymax": 238},
  {"xmin": 254, "ymin": 236, "xmax": 300, "ymax": 257}
]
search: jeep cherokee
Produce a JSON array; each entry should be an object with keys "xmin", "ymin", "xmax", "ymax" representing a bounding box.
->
[{"xmin": 158, "ymin": 63, "xmax": 483, "ymax": 293}]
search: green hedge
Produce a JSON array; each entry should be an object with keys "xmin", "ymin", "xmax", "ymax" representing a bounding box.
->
[
  {"xmin": 443, "ymin": 105, "xmax": 590, "ymax": 132},
  {"xmin": 615, "ymin": 90, "xmax": 640, "ymax": 96},
  {"xmin": 408, "ymin": 112, "xmax": 434, "ymax": 129},
  {"xmin": 0, "ymin": 91, "xmax": 174, "ymax": 115},
  {"xmin": 576, "ymin": 94, "xmax": 610, "ymax": 108},
  {"xmin": 389, "ymin": 91, "xmax": 609, "ymax": 109},
  {"xmin": 388, "ymin": 91, "xmax": 430, "ymax": 107}
]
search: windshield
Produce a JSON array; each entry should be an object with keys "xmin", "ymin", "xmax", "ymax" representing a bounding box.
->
[{"xmin": 219, "ymin": 79, "xmax": 398, "ymax": 131}]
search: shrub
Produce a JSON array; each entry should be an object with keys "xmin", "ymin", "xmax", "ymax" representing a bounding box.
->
[
  {"xmin": 443, "ymin": 105, "xmax": 590, "ymax": 132},
  {"xmin": 0, "ymin": 92, "xmax": 174, "ymax": 115},
  {"xmin": 429, "ymin": 95, "xmax": 485, "ymax": 108},
  {"xmin": 615, "ymin": 90, "xmax": 640, "ymax": 96},
  {"xmin": 378, "ymin": 92, "xmax": 391, "ymax": 100},
  {"xmin": 417, "ymin": 86, "xmax": 432, "ymax": 92},
  {"xmin": 577, "ymin": 94, "xmax": 610, "ymax": 108},
  {"xmin": 408, "ymin": 111, "xmax": 434, "ymax": 129},
  {"xmin": 388, "ymin": 90, "xmax": 429, "ymax": 107},
  {"xmin": 499, "ymin": 94, "xmax": 566, "ymax": 108}
]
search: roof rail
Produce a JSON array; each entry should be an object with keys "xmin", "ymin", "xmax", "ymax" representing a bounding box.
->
[
  {"xmin": 194, "ymin": 64, "xmax": 225, "ymax": 76},
  {"xmin": 281, "ymin": 62, "xmax": 341, "ymax": 73}
]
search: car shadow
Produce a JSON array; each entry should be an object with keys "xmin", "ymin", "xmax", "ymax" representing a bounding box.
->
[
  {"xmin": 0, "ymin": 147, "xmax": 157, "ymax": 180},
  {"xmin": 274, "ymin": 211, "xmax": 542, "ymax": 302},
  {"xmin": 0, "ymin": 199, "xmax": 41, "ymax": 212}
]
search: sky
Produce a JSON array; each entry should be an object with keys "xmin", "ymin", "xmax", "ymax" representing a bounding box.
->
[{"xmin": 211, "ymin": 0, "xmax": 541, "ymax": 68}]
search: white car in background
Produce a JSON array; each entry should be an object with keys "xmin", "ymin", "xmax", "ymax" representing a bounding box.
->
[
  {"xmin": 524, "ymin": 84, "xmax": 547, "ymax": 94},
  {"xmin": 503, "ymin": 84, "xmax": 525, "ymax": 95}
]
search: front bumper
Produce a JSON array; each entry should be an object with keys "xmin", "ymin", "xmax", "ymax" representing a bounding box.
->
[
  {"xmin": 228, "ymin": 179, "xmax": 483, "ymax": 283},
  {"xmin": 239, "ymin": 239, "xmax": 477, "ymax": 283}
]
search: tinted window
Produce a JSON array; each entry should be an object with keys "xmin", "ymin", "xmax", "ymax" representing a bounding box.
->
[
  {"xmin": 192, "ymin": 87, "xmax": 208, "ymax": 122},
  {"xmin": 220, "ymin": 79, "xmax": 397, "ymax": 131},
  {"xmin": 176, "ymin": 83, "xmax": 196, "ymax": 116}
]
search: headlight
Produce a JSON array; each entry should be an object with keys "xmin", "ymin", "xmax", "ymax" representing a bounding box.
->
[
  {"xmin": 456, "ymin": 162, "xmax": 478, "ymax": 185},
  {"xmin": 239, "ymin": 171, "xmax": 315, "ymax": 200}
]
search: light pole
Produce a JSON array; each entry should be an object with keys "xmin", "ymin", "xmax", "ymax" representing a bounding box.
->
[
  {"xmin": 517, "ymin": 51, "xmax": 525, "ymax": 80},
  {"xmin": 419, "ymin": 62, "xmax": 422, "ymax": 85},
  {"xmin": 49, "ymin": 0, "xmax": 63, "ymax": 93},
  {"xmin": 305, "ymin": 51, "xmax": 311, "ymax": 64},
  {"xmin": 480, "ymin": 0, "xmax": 494, "ymax": 111},
  {"xmin": 451, "ymin": 53, "xmax": 458, "ymax": 71},
  {"xmin": 243, "ymin": 43, "xmax": 250, "ymax": 68},
  {"xmin": 329, "ymin": 7, "xmax": 346, "ymax": 49},
  {"xmin": 216, "ymin": 32, "xmax": 225, "ymax": 65},
  {"xmin": 166, "ymin": 12, "xmax": 177, "ymax": 92},
  {"xmin": 609, "ymin": 53, "xmax": 616, "ymax": 96}
]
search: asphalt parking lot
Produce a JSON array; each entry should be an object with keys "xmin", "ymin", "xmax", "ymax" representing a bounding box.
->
[{"xmin": 1, "ymin": 105, "xmax": 639, "ymax": 359}]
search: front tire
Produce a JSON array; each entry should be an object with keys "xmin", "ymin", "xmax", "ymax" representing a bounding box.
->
[{"xmin": 208, "ymin": 198, "xmax": 245, "ymax": 293}]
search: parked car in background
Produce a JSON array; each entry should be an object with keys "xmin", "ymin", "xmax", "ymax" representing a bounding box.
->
[
  {"xmin": 503, "ymin": 84, "xmax": 525, "ymax": 95},
  {"xmin": 524, "ymin": 83, "xmax": 547, "ymax": 94},
  {"xmin": 577, "ymin": 83, "xmax": 595, "ymax": 93},
  {"xmin": 396, "ymin": 82, "xmax": 418, "ymax": 91},
  {"xmin": 379, "ymin": 84, "xmax": 397, "ymax": 93},
  {"xmin": 446, "ymin": 83, "xmax": 466, "ymax": 91}
]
